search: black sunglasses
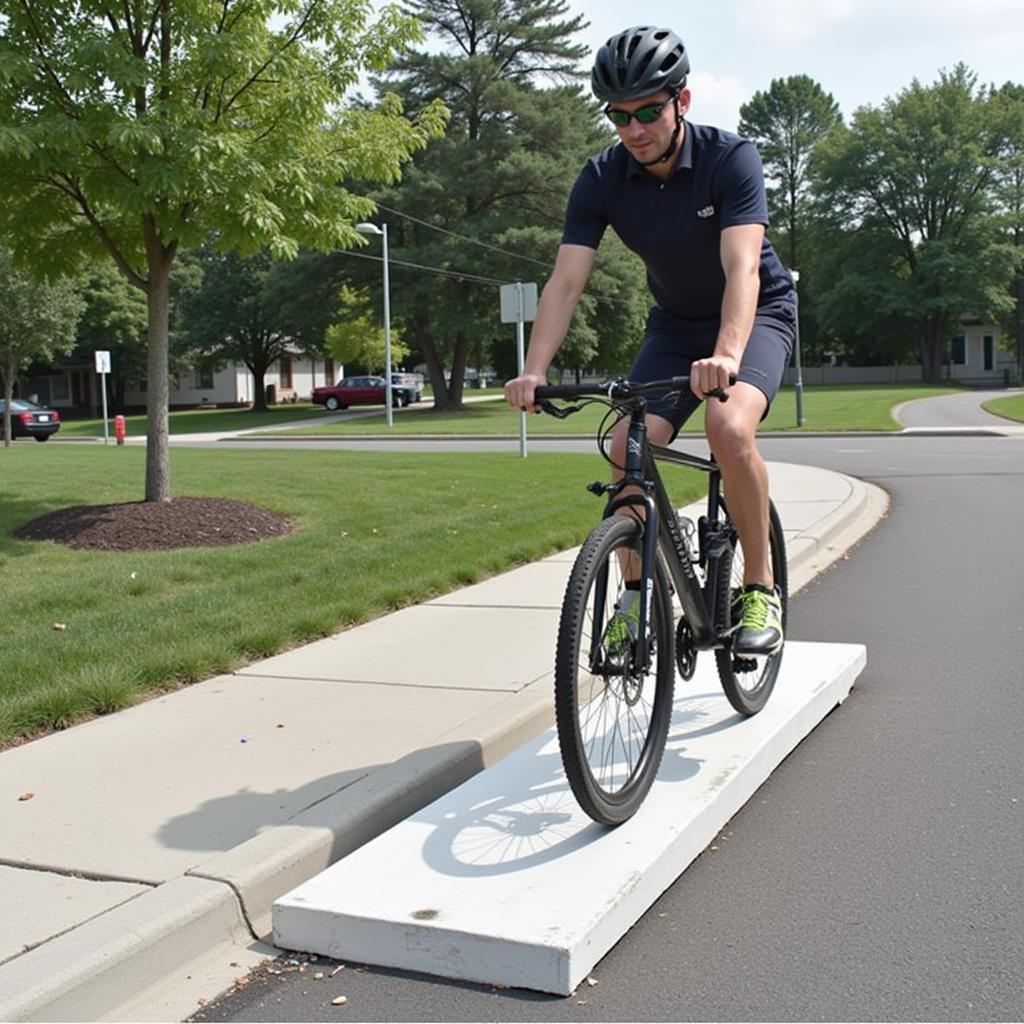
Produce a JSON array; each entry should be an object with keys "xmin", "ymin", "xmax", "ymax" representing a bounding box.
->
[{"xmin": 604, "ymin": 97, "xmax": 672, "ymax": 128}]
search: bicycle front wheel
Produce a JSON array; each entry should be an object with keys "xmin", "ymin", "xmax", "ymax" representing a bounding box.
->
[
  {"xmin": 554, "ymin": 515, "xmax": 675, "ymax": 826},
  {"xmin": 714, "ymin": 497, "xmax": 788, "ymax": 716}
]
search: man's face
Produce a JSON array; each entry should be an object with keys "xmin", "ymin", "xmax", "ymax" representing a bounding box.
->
[{"xmin": 604, "ymin": 88, "xmax": 690, "ymax": 163}]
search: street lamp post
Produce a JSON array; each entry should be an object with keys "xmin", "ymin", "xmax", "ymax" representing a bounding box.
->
[
  {"xmin": 356, "ymin": 221, "xmax": 393, "ymax": 428},
  {"xmin": 790, "ymin": 268, "xmax": 805, "ymax": 427}
]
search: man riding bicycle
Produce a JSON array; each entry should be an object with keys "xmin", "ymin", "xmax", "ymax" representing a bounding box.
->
[{"xmin": 504, "ymin": 25, "xmax": 796, "ymax": 658}]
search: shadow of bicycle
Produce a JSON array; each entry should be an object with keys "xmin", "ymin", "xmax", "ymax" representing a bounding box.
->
[{"xmin": 413, "ymin": 690, "xmax": 738, "ymax": 878}]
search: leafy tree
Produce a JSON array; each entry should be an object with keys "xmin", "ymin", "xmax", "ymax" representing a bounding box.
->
[
  {"xmin": 0, "ymin": 249, "xmax": 83, "ymax": 445},
  {"xmin": 993, "ymin": 82, "xmax": 1024, "ymax": 381},
  {"xmin": 324, "ymin": 284, "xmax": 410, "ymax": 371},
  {"xmin": 73, "ymin": 262, "xmax": 148, "ymax": 411},
  {"xmin": 262, "ymin": 249, "xmax": 350, "ymax": 357},
  {"xmin": 0, "ymin": 0, "xmax": 446, "ymax": 499},
  {"xmin": 809, "ymin": 224, "xmax": 919, "ymax": 364},
  {"xmin": 739, "ymin": 75, "xmax": 842, "ymax": 271},
  {"xmin": 812, "ymin": 65, "xmax": 1014, "ymax": 382},
  {"xmin": 181, "ymin": 249, "xmax": 299, "ymax": 410},
  {"xmin": 371, "ymin": 0, "xmax": 594, "ymax": 409}
]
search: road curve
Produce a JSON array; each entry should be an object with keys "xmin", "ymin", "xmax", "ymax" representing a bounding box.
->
[{"xmin": 894, "ymin": 388, "xmax": 1019, "ymax": 428}]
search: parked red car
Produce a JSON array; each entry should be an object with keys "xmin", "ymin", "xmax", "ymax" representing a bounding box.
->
[
  {"xmin": 0, "ymin": 398, "xmax": 61, "ymax": 441},
  {"xmin": 311, "ymin": 376, "xmax": 406, "ymax": 411}
]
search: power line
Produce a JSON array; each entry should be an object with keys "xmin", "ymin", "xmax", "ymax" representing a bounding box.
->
[
  {"xmin": 373, "ymin": 201, "xmax": 557, "ymax": 273},
  {"xmin": 339, "ymin": 249, "xmax": 508, "ymax": 286},
  {"xmin": 352, "ymin": 207, "xmax": 642, "ymax": 310}
]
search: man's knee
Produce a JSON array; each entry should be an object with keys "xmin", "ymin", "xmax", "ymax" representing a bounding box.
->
[{"xmin": 705, "ymin": 385, "xmax": 765, "ymax": 462}]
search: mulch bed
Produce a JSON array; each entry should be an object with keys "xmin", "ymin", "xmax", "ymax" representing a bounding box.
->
[{"xmin": 14, "ymin": 497, "xmax": 293, "ymax": 552}]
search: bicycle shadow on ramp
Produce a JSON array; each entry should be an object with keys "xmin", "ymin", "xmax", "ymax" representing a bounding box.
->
[{"xmin": 413, "ymin": 690, "xmax": 739, "ymax": 878}]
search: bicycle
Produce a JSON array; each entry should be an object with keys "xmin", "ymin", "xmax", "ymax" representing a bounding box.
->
[{"xmin": 533, "ymin": 376, "xmax": 788, "ymax": 826}]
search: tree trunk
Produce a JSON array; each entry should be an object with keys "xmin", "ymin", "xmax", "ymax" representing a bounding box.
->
[
  {"xmin": 251, "ymin": 363, "xmax": 268, "ymax": 412},
  {"xmin": 145, "ymin": 250, "xmax": 174, "ymax": 502},
  {"xmin": 419, "ymin": 338, "xmax": 451, "ymax": 410},
  {"xmin": 1, "ymin": 364, "xmax": 14, "ymax": 447},
  {"xmin": 920, "ymin": 318, "xmax": 948, "ymax": 384},
  {"xmin": 448, "ymin": 329, "xmax": 469, "ymax": 410},
  {"xmin": 1014, "ymin": 271, "xmax": 1023, "ymax": 384},
  {"xmin": 409, "ymin": 311, "xmax": 450, "ymax": 409}
]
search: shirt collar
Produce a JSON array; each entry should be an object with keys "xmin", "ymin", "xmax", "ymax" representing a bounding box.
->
[{"xmin": 624, "ymin": 119, "xmax": 694, "ymax": 179}]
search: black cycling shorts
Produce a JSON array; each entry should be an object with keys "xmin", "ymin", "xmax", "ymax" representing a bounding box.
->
[{"xmin": 627, "ymin": 300, "xmax": 796, "ymax": 439}]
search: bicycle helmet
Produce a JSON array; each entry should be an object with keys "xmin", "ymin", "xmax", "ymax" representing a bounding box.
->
[{"xmin": 591, "ymin": 26, "xmax": 689, "ymax": 103}]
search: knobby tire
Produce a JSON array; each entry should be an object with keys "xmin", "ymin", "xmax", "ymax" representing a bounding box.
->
[{"xmin": 554, "ymin": 516, "xmax": 675, "ymax": 826}]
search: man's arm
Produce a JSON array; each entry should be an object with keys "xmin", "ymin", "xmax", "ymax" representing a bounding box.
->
[
  {"xmin": 504, "ymin": 244, "xmax": 596, "ymax": 409},
  {"xmin": 689, "ymin": 223, "xmax": 764, "ymax": 398}
]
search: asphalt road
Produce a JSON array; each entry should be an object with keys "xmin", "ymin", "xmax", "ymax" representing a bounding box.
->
[
  {"xmin": 895, "ymin": 389, "xmax": 1016, "ymax": 428},
  {"xmin": 194, "ymin": 432, "xmax": 1024, "ymax": 1022}
]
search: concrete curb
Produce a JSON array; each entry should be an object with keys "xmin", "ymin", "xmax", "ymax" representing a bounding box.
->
[
  {"xmin": 0, "ymin": 686, "xmax": 555, "ymax": 1022},
  {"xmin": 0, "ymin": 472, "xmax": 889, "ymax": 1022},
  {"xmin": 0, "ymin": 876, "xmax": 250, "ymax": 1022},
  {"xmin": 786, "ymin": 477, "xmax": 889, "ymax": 594},
  {"xmin": 187, "ymin": 682, "xmax": 555, "ymax": 939}
]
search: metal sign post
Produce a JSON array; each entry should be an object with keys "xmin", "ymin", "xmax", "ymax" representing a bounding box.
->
[
  {"xmin": 789, "ymin": 270, "xmax": 805, "ymax": 427},
  {"xmin": 499, "ymin": 282, "xmax": 538, "ymax": 458},
  {"xmin": 94, "ymin": 350, "xmax": 111, "ymax": 444}
]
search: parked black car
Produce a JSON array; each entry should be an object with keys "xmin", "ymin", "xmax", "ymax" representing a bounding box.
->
[
  {"xmin": 391, "ymin": 372, "xmax": 424, "ymax": 404},
  {"xmin": 0, "ymin": 398, "xmax": 62, "ymax": 441}
]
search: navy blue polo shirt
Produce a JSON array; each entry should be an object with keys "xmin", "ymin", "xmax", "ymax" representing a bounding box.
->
[{"xmin": 562, "ymin": 121, "xmax": 794, "ymax": 322}]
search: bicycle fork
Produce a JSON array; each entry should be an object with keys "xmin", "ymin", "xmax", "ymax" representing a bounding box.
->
[{"xmin": 588, "ymin": 405, "xmax": 661, "ymax": 676}]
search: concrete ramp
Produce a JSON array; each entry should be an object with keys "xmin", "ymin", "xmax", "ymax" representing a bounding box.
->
[{"xmin": 273, "ymin": 641, "xmax": 866, "ymax": 995}]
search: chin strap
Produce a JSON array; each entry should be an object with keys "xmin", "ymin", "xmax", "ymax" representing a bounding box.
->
[{"xmin": 637, "ymin": 89, "xmax": 683, "ymax": 167}]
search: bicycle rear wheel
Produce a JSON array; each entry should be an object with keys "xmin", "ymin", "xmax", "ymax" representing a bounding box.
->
[
  {"xmin": 714, "ymin": 498, "xmax": 788, "ymax": 716},
  {"xmin": 554, "ymin": 515, "xmax": 675, "ymax": 825}
]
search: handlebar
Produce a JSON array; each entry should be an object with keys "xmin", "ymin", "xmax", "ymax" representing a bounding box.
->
[{"xmin": 534, "ymin": 375, "xmax": 736, "ymax": 404}]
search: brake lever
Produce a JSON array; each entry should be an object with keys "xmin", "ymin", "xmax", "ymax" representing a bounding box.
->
[
  {"xmin": 537, "ymin": 399, "xmax": 582, "ymax": 419},
  {"xmin": 706, "ymin": 375, "xmax": 737, "ymax": 403}
]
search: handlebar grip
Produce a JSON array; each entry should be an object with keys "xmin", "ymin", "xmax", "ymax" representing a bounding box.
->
[
  {"xmin": 533, "ymin": 385, "xmax": 593, "ymax": 401},
  {"xmin": 532, "ymin": 374, "xmax": 737, "ymax": 403}
]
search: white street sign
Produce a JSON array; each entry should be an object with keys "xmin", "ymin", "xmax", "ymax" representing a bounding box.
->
[
  {"xmin": 95, "ymin": 350, "xmax": 111, "ymax": 374},
  {"xmin": 499, "ymin": 283, "xmax": 537, "ymax": 324}
]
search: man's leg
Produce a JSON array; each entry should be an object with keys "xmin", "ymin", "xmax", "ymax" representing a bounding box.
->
[
  {"xmin": 704, "ymin": 381, "xmax": 772, "ymax": 587},
  {"xmin": 704, "ymin": 382, "xmax": 783, "ymax": 655},
  {"xmin": 598, "ymin": 412, "xmax": 679, "ymax": 647},
  {"xmin": 608, "ymin": 411, "xmax": 676, "ymax": 578}
]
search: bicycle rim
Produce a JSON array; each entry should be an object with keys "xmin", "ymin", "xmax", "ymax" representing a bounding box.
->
[
  {"xmin": 714, "ymin": 498, "xmax": 788, "ymax": 716},
  {"xmin": 554, "ymin": 516, "xmax": 675, "ymax": 825}
]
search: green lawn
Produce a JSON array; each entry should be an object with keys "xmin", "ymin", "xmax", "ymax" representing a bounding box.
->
[
  {"xmin": 0, "ymin": 444, "xmax": 705, "ymax": 747},
  {"xmin": 981, "ymin": 393, "xmax": 1024, "ymax": 423},
  {"xmin": 277, "ymin": 384, "xmax": 963, "ymax": 436},
  {"xmin": 58, "ymin": 402, "xmax": 325, "ymax": 438}
]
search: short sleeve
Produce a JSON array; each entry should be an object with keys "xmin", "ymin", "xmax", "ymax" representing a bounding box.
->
[
  {"xmin": 717, "ymin": 141, "xmax": 770, "ymax": 229},
  {"xmin": 561, "ymin": 161, "xmax": 608, "ymax": 250}
]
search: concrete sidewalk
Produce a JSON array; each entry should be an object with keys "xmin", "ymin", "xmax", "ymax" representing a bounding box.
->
[{"xmin": 0, "ymin": 461, "xmax": 888, "ymax": 1023}]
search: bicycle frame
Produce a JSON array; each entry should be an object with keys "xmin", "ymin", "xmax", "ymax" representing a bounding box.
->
[{"xmin": 596, "ymin": 398, "xmax": 730, "ymax": 673}]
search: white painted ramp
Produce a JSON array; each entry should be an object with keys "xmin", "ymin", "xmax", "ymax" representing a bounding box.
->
[{"xmin": 274, "ymin": 641, "xmax": 866, "ymax": 995}]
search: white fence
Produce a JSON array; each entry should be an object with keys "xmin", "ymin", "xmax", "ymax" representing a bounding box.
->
[{"xmin": 784, "ymin": 361, "xmax": 1015, "ymax": 386}]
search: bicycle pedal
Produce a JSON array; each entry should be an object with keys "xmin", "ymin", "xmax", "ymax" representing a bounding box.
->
[{"xmin": 732, "ymin": 656, "xmax": 758, "ymax": 673}]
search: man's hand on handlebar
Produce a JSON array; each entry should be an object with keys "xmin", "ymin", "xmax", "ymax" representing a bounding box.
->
[
  {"xmin": 689, "ymin": 355, "xmax": 740, "ymax": 401},
  {"xmin": 504, "ymin": 372, "xmax": 548, "ymax": 412}
]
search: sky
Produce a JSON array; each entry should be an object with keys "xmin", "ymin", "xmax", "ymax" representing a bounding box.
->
[{"xmin": 558, "ymin": 0, "xmax": 1024, "ymax": 131}]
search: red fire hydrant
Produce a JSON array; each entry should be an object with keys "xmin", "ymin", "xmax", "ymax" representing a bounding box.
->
[{"xmin": 114, "ymin": 415, "xmax": 126, "ymax": 446}]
